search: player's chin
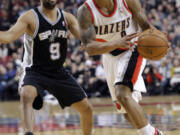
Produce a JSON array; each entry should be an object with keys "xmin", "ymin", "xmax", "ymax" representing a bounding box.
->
[
  {"xmin": 44, "ymin": 3, "xmax": 56, "ymax": 9},
  {"xmin": 43, "ymin": 1, "xmax": 57, "ymax": 10}
]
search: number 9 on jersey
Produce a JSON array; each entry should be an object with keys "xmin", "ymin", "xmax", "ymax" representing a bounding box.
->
[{"xmin": 50, "ymin": 43, "xmax": 61, "ymax": 60}]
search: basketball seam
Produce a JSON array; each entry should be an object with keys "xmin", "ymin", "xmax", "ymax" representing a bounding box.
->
[
  {"xmin": 138, "ymin": 46, "xmax": 168, "ymax": 60},
  {"xmin": 150, "ymin": 48, "xmax": 168, "ymax": 59},
  {"xmin": 138, "ymin": 34, "xmax": 169, "ymax": 47}
]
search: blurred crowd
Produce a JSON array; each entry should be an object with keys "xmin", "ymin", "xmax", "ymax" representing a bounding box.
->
[{"xmin": 0, "ymin": 0, "xmax": 180, "ymax": 101}]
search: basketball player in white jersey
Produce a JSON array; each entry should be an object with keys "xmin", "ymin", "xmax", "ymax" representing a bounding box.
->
[
  {"xmin": 0, "ymin": 0, "xmax": 93, "ymax": 135},
  {"xmin": 78, "ymin": 0, "xmax": 163, "ymax": 135}
]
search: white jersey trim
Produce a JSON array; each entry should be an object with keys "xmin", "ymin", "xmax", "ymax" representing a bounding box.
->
[
  {"xmin": 38, "ymin": 6, "xmax": 61, "ymax": 26},
  {"xmin": 91, "ymin": 0, "xmax": 118, "ymax": 17},
  {"xmin": 62, "ymin": 10, "xmax": 69, "ymax": 30},
  {"xmin": 23, "ymin": 34, "xmax": 34, "ymax": 68},
  {"xmin": 18, "ymin": 68, "xmax": 26, "ymax": 90},
  {"xmin": 122, "ymin": 0, "xmax": 132, "ymax": 14},
  {"xmin": 31, "ymin": 9, "xmax": 39, "ymax": 38},
  {"xmin": 84, "ymin": 2, "xmax": 95, "ymax": 23}
]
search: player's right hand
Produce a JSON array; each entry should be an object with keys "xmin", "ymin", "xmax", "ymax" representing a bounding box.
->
[{"xmin": 116, "ymin": 33, "xmax": 139, "ymax": 48}]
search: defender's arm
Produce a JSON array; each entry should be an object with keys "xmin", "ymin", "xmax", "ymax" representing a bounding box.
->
[
  {"xmin": 0, "ymin": 11, "xmax": 30, "ymax": 44},
  {"xmin": 126, "ymin": 0, "xmax": 151, "ymax": 31},
  {"xmin": 64, "ymin": 11, "xmax": 80, "ymax": 39},
  {"xmin": 77, "ymin": 5, "xmax": 133, "ymax": 56}
]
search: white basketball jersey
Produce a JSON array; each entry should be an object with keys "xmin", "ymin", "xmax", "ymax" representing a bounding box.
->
[
  {"xmin": 85, "ymin": 0, "xmax": 137, "ymax": 42},
  {"xmin": 85, "ymin": 0, "xmax": 147, "ymax": 113}
]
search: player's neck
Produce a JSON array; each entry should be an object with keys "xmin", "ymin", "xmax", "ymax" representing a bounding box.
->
[
  {"xmin": 41, "ymin": 5, "xmax": 58, "ymax": 21},
  {"xmin": 94, "ymin": 0, "xmax": 115, "ymax": 12}
]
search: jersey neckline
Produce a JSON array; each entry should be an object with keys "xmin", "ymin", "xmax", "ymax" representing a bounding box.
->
[
  {"xmin": 38, "ymin": 6, "xmax": 61, "ymax": 26},
  {"xmin": 92, "ymin": 0, "xmax": 117, "ymax": 17}
]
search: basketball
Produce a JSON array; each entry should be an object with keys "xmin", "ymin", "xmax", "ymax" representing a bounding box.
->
[{"xmin": 137, "ymin": 29, "xmax": 169, "ymax": 60}]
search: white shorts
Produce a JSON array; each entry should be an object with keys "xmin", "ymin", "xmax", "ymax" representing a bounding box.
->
[{"xmin": 102, "ymin": 48, "xmax": 147, "ymax": 113}]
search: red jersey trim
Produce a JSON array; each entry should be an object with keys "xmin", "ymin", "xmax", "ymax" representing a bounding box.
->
[
  {"xmin": 92, "ymin": 0, "xmax": 117, "ymax": 17},
  {"xmin": 96, "ymin": 39, "xmax": 136, "ymax": 50},
  {"xmin": 96, "ymin": 38, "xmax": 107, "ymax": 42},
  {"xmin": 122, "ymin": 0, "xmax": 132, "ymax": 15},
  {"xmin": 118, "ymin": 48, "xmax": 129, "ymax": 50},
  {"xmin": 116, "ymin": 102, "xmax": 121, "ymax": 110},
  {"xmin": 131, "ymin": 55, "xmax": 143, "ymax": 85},
  {"xmin": 117, "ymin": 42, "xmax": 135, "ymax": 50},
  {"xmin": 154, "ymin": 129, "xmax": 158, "ymax": 135},
  {"xmin": 85, "ymin": 2, "xmax": 95, "ymax": 23}
]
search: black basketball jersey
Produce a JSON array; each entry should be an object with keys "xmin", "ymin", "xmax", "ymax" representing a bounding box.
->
[{"xmin": 22, "ymin": 7, "xmax": 68, "ymax": 71}]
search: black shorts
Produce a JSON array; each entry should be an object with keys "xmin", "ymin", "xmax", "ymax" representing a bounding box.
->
[{"xmin": 20, "ymin": 68, "xmax": 87, "ymax": 110}]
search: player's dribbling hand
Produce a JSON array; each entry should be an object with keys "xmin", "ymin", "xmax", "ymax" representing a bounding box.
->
[{"xmin": 117, "ymin": 33, "xmax": 139, "ymax": 48}]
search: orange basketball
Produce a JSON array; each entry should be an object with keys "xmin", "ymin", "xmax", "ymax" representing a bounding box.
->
[{"xmin": 137, "ymin": 29, "xmax": 169, "ymax": 61}]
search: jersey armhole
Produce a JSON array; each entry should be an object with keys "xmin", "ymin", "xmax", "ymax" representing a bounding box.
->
[
  {"xmin": 31, "ymin": 9, "xmax": 39, "ymax": 38},
  {"xmin": 85, "ymin": 2, "xmax": 94, "ymax": 23},
  {"xmin": 122, "ymin": 0, "xmax": 132, "ymax": 14},
  {"xmin": 61, "ymin": 10, "xmax": 69, "ymax": 30}
]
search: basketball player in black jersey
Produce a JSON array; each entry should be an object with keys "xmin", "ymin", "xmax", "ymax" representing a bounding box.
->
[{"xmin": 0, "ymin": 0, "xmax": 93, "ymax": 135}]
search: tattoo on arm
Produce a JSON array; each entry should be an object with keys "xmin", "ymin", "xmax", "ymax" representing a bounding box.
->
[
  {"xmin": 77, "ymin": 5, "xmax": 96, "ymax": 44},
  {"xmin": 80, "ymin": 24, "xmax": 96, "ymax": 44},
  {"xmin": 126, "ymin": 0, "xmax": 150, "ymax": 30}
]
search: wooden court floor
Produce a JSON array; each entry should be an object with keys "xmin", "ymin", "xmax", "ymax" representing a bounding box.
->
[{"xmin": 0, "ymin": 96, "xmax": 180, "ymax": 135}]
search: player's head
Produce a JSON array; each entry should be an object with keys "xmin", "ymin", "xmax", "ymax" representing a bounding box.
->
[{"xmin": 41, "ymin": 0, "xmax": 57, "ymax": 10}]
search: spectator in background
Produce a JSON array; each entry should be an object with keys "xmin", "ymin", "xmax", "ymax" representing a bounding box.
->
[
  {"xmin": 170, "ymin": 59, "xmax": 180, "ymax": 93},
  {"xmin": 6, "ymin": 62, "xmax": 16, "ymax": 81},
  {"xmin": 159, "ymin": 59, "xmax": 172, "ymax": 95},
  {"xmin": 2, "ymin": 67, "xmax": 19, "ymax": 101},
  {"xmin": 146, "ymin": 65, "xmax": 163, "ymax": 95},
  {"xmin": 0, "ymin": 44, "xmax": 8, "ymax": 65},
  {"xmin": 176, "ymin": 0, "xmax": 180, "ymax": 10},
  {"xmin": 91, "ymin": 63, "xmax": 109, "ymax": 97},
  {"xmin": 0, "ymin": 65, "xmax": 8, "ymax": 100},
  {"xmin": 0, "ymin": 44, "xmax": 8, "ymax": 58}
]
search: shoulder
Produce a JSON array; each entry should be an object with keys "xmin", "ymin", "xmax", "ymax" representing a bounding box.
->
[
  {"xmin": 78, "ymin": 4, "xmax": 91, "ymax": 17},
  {"xmin": 78, "ymin": 4, "xmax": 88, "ymax": 12},
  {"xmin": 18, "ymin": 10, "xmax": 36, "ymax": 24},
  {"xmin": 125, "ymin": 0, "xmax": 141, "ymax": 11},
  {"xmin": 63, "ymin": 10, "xmax": 72, "ymax": 20},
  {"xmin": 62, "ymin": 11, "xmax": 77, "ymax": 26},
  {"xmin": 125, "ymin": 0, "xmax": 134, "ymax": 5},
  {"xmin": 19, "ymin": 10, "xmax": 34, "ymax": 20},
  {"xmin": 77, "ymin": 4, "xmax": 93, "ymax": 25}
]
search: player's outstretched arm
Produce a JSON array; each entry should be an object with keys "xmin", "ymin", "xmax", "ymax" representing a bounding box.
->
[
  {"xmin": 77, "ymin": 5, "xmax": 135, "ymax": 56},
  {"xmin": 0, "ymin": 11, "xmax": 30, "ymax": 44},
  {"xmin": 126, "ymin": 0, "xmax": 151, "ymax": 31}
]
